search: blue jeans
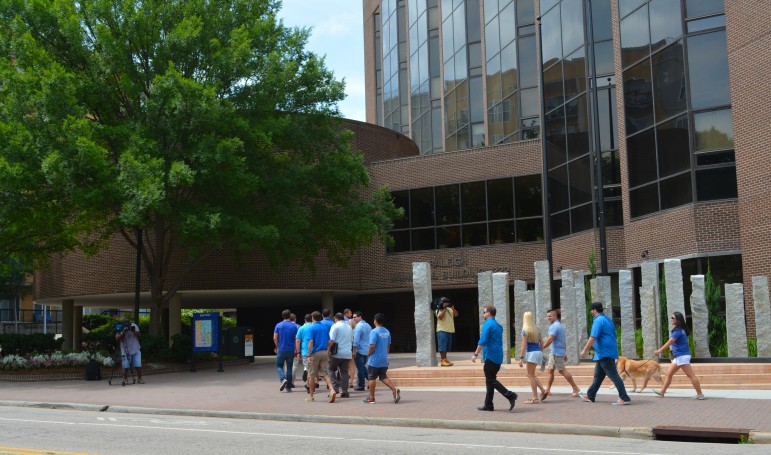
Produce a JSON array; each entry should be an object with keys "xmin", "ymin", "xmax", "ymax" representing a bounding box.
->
[
  {"xmin": 276, "ymin": 351, "xmax": 294, "ymax": 383},
  {"xmin": 436, "ymin": 331, "xmax": 453, "ymax": 352},
  {"xmin": 586, "ymin": 357, "xmax": 630, "ymax": 402},
  {"xmin": 354, "ymin": 353, "xmax": 369, "ymax": 388}
]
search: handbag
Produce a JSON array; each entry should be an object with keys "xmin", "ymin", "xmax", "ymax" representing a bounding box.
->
[{"xmin": 330, "ymin": 342, "xmax": 338, "ymax": 355}]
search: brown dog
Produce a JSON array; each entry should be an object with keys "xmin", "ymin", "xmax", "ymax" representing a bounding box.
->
[{"xmin": 614, "ymin": 356, "xmax": 664, "ymax": 393}]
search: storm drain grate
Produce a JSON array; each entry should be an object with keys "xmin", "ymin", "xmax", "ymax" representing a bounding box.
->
[{"xmin": 652, "ymin": 426, "xmax": 750, "ymax": 444}]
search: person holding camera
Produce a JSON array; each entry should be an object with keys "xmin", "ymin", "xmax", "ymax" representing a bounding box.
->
[
  {"xmin": 115, "ymin": 317, "xmax": 143, "ymax": 384},
  {"xmin": 435, "ymin": 297, "xmax": 458, "ymax": 367}
]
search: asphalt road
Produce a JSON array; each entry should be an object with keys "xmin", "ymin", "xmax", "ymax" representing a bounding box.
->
[{"xmin": 0, "ymin": 406, "xmax": 766, "ymax": 455}]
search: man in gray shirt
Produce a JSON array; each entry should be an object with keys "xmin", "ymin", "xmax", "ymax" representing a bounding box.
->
[
  {"xmin": 328, "ymin": 312, "xmax": 353, "ymax": 397},
  {"xmin": 541, "ymin": 309, "xmax": 581, "ymax": 400}
]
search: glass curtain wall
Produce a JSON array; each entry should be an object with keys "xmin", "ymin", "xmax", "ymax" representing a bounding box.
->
[
  {"xmin": 383, "ymin": 0, "xmax": 410, "ymax": 135},
  {"xmin": 375, "ymin": 12, "xmax": 383, "ymax": 125},
  {"xmin": 484, "ymin": 0, "xmax": 537, "ymax": 145},
  {"xmin": 620, "ymin": 0, "xmax": 735, "ymax": 218},
  {"xmin": 409, "ymin": 0, "xmax": 444, "ymax": 154}
]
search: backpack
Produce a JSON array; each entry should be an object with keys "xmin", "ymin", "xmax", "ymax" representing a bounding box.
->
[{"xmin": 84, "ymin": 359, "xmax": 102, "ymax": 381}]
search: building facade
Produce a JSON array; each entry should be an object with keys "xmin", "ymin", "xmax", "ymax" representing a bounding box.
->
[{"xmin": 35, "ymin": 1, "xmax": 770, "ymax": 352}]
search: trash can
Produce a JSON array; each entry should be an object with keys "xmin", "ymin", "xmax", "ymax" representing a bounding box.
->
[{"xmin": 222, "ymin": 326, "xmax": 254, "ymax": 362}]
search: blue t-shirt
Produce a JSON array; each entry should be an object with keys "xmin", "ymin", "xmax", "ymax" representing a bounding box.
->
[
  {"xmin": 368, "ymin": 326, "xmax": 391, "ymax": 368},
  {"xmin": 589, "ymin": 313, "xmax": 619, "ymax": 360},
  {"xmin": 295, "ymin": 323, "xmax": 311, "ymax": 356},
  {"xmin": 321, "ymin": 318, "xmax": 334, "ymax": 332},
  {"xmin": 548, "ymin": 320, "xmax": 566, "ymax": 356},
  {"xmin": 274, "ymin": 320, "xmax": 298, "ymax": 353},
  {"xmin": 670, "ymin": 328, "xmax": 690, "ymax": 357},
  {"xmin": 353, "ymin": 320, "xmax": 372, "ymax": 354},
  {"xmin": 305, "ymin": 322, "xmax": 330, "ymax": 354},
  {"xmin": 522, "ymin": 329, "xmax": 541, "ymax": 352},
  {"xmin": 478, "ymin": 318, "xmax": 503, "ymax": 364}
]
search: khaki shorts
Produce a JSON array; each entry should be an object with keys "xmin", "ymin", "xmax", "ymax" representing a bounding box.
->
[
  {"xmin": 308, "ymin": 351, "xmax": 329, "ymax": 379},
  {"xmin": 546, "ymin": 353, "xmax": 566, "ymax": 371}
]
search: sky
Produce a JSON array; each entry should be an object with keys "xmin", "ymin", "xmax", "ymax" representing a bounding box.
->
[{"xmin": 278, "ymin": 0, "xmax": 366, "ymax": 121}]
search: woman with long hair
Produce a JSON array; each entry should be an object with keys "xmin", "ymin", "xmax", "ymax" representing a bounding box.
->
[
  {"xmin": 518, "ymin": 311, "xmax": 547, "ymax": 404},
  {"xmin": 654, "ymin": 311, "xmax": 704, "ymax": 399}
]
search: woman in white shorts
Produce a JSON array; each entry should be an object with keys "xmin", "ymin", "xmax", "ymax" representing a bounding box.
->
[
  {"xmin": 654, "ymin": 311, "xmax": 704, "ymax": 399},
  {"xmin": 518, "ymin": 311, "xmax": 547, "ymax": 404}
]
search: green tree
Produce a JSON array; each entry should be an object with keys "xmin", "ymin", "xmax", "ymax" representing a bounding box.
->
[{"xmin": 0, "ymin": 0, "xmax": 400, "ymax": 336}]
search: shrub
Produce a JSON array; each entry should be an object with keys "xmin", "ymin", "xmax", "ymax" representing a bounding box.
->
[
  {"xmin": 0, "ymin": 333, "xmax": 65, "ymax": 356},
  {"xmin": 82, "ymin": 314, "xmax": 115, "ymax": 331},
  {"xmin": 705, "ymin": 261, "xmax": 727, "ymax": 357}
]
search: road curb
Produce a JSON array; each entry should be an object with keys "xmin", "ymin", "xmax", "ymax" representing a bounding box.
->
[{"xmin": 1, "ymin": 400, "xmax": 652, "ymax": 440}]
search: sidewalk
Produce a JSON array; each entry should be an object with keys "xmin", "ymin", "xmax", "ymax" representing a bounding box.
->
[{"xmin": 1, "ymin": 353, "xmax": 770, "ymax": 443}]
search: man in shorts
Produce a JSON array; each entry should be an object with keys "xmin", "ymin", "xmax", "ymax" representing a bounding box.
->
[
  {"xmin": 435, "ymin": 297, "xmax": 458, "ymax": 366},
  {"xmin": 305, "ymin": 311, "xmax": 337, "ymax": 403},
  {"xmin": 363, "ymin": 313, "xmax": 400, "ymax": 404},
  {"xmin": 541, "ymin": 309, "xmax": 581, "ymax": 400}
]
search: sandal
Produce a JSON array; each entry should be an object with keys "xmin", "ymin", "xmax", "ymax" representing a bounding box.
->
[
  {"xmin": 524, "ymin": 398, "xmax": 540, "ymax": 404},
  {"xmin": 571, "ymin": 390, "xmax": 581, "ymax": 398},
  {"xmin": 540, "ymin": 390, "xmax": 549, "ymax": 401}
]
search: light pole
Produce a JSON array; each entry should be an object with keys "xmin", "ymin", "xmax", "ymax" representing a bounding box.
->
[{"xmin": 537, "ymin": 15, "xmax": 556, "ymax": 302}]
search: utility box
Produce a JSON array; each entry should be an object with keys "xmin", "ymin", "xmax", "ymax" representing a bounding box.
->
[{"xmin": 222, "ymin": 326, "xmax": 254, "ymax": 362}]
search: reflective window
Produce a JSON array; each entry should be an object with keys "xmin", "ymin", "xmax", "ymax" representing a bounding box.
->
[
  {"xmin": 501, "ymin": 41, "xmax": 518, "ymax": 97},
  {"xmin": 656, "ymin": 114, "xmax": 690, "ymax": 178},
  {"xmin": 649, "ymin": 0, "xmax": 682, "ymax": 54},
  {"xmin": 590, "ymin": 0, "xmax": 613, "ymax": 42},
  {"xmin": 467, "ymin": 0, "xmax": 482, "ymax": 42},
  {"xmin": 461, "ymin": 181, "xmax": 487, "ymax": 222},
  {"xmin": 694, "ymin": 109, "xmax": 734, "ymax": 152},
  {"xmin": 488, "ymin": 178, "xmax": 514, "ymax": 220},
  {"xmin": 486, "ymin": 54, "xmax": 502, "ymax": 108},
  {"xmin": 550, "ymin": 211, "xmax": 571, "ymax": 238},
  {"xmin": 484, "ymin": 0, "xmax": 499, "ymax": 25},
  {"xmin": 546, "ymin": 112, "xmax": 567, "ymax": 166},
  {"xmin": 485, "ymin": 14, "xmax": 501, "ymax": 57},
  {"xmin": 499, "ymin": 1, "xmax": 516, "ymax": 48},
  {"xmin": 392, "ymin": 190, "xmax": 410, "ymax": 229},
  {"xmin": 596, "ymin": 87, "xmax": 618, "ymax": 151},
  {"xmin": 544, "ymin": 63, "xmax": 564, "ymax": 113},
  {"xmin": 520, "ymin": 87, "xmax": 539, "ymax": 118},
  {"xmin": 687, "ymin": 15, "xmax": 725, "ymax": 34},
  {"xmin": 518, "ymin": 35, "xmax": 538, "ymax": 88},
  {"xmin": 437, "ymin": 225, "xmax": 462, "ymax": 248},
  {"xmin": 629, "ymin": 183, "xmax": 659, "ymax": 218},
  {"xmin": 571, "ymin": 203, "xmax": 594, "ymax": 233},
  {"xmin": 413, "ymin": 228, "xmax": 437, "ymax": 250},
  {"xmin": 627, "ymin": 128, "xmax": 657, "ymax": 188},
  {"xmin": 549, "ymin": 164, "xmax": 570, "ymax": 212},
  {"xmin": 696, "ymin": 151, "xmax": 734, "ymax": 166},
  {"xmin": 659, "ymin": 172, "xmax": 692, "ymax": 210},
  {"xmin": 593, "ymin": 40, "xmax": 614, "ymax": 76},
  {"xmin": 517, "ymin": 0, "xmax": 535, "ymax": 25},
  {"xmin": 541, "ymin": 7, "xmax": 562, "ymax": 68},
  {"xmin": 687, "ymin": 31, "xmax": 730, "ymax": 110},
  {"xmin": 565, "ymin": 95, "xmax": 590, "ymax": 160},
  {"xmin": 435, "ymin": 184, "xmax": 461, "ymax": 225},
  {"xmin": 560, "ymin": 0, "xmax": 584, "ymax": 57},
  {"xmin": 686, "ymin": 0, "xmax": 724, "ymax": 18},
  {"xmin": 569, "ymin": 155, "xmax": 593, "ymax": 206},
  {"xmin": 623, "ymin": 59, "xmax": 653, "ymax": 134},
  {"xmin": 490, "ymin": 220, "xmax": 516, "ymax": 243},
  {"xmin": 563, "ymin": 46, "xmax": 586, "ymax": 102},
  {"xmin": 411, "ymin": 187, "xmax": 435, "ymax": 227},
  {"xmin": 696, "ymin": 167, "xmax": 737, "ymax": 201},
  {"xmin": 517, "ymin": 218, "xmax": 544, "ymax": 242},
  {"xmin": 618, "ymin": 0, "xmax": 647, "ymax": 19},
  {"xmin": 539, "ymin": 0, "xmax": 560, "ymax": 16},
  {"xmin": 620, "ymin": 4, "xmax": 650, "ymax": 68},
  {"xmin": 462, "ymin": 223, "xmax": 488, "ymax": 246},
  {"xmin": 515, "ymin": 174, "xmax": 543, "ymax": 217},
  {"xmin": 651, "ymin": 42, "xmax": 686, "ymax": 122}
]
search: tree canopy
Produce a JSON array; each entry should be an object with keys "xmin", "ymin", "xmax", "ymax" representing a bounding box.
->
[{"xmin": 0, "ymin": 0, "xmax": 400, "ymax": 335}]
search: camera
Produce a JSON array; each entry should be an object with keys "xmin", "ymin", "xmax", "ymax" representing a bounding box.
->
[{"xmin": 431, "ymin": 296, "xmax": 451, "ymax": 311}]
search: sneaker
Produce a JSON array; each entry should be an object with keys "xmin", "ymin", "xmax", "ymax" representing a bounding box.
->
[
  {"xmin": 393, "ymin": 388, "xmax": 401, "ymax": 404},
  {"xmin": 305, "ymin": 396, "xmax": 314, "ymax": 402},
  {"xmin": 694, "ymin": 394, "xmax": 705, "ymax": 400},
  {"xmin": 581, "ymin": 394, "xmax": 594, "ymax": 403},
  {"xmin": 440, "ymin": 359, "xmax": 453, "ymax": 367},
  {"xmin": 353, "ymin": 387, "xmax": 365, "ymax": 391},
  {"xmin": 279, "ymin": 379, "xmax": 288, "ymax": 391},
  {"xmin": 340, "ymin": 392, "xmax": 350, "ymax": 398},
  {"xmin": 363, "ymin": 397, "xmax": 376, "ymax": 404},
  {"xmin": 328, "ymin": 391, "xmax": 336, "ymax": 403},
  {"xmin": 611, "ymin": 399, "xmax": 631, "ymax": 406}
]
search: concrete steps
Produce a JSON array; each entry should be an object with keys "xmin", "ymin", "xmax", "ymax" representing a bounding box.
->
[{"xmin": 387, "ymin": 360, "xmax": 771, "ymax": 390}]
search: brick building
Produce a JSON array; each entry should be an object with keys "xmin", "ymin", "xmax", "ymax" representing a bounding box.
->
[{"xmin": 35, "ymin": 1, "xmax": 769, "ymax": 353}]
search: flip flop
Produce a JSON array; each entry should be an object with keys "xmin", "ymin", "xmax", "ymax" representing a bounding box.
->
[
  {"xmin": 540, "ymin": 391, "xmax": 549, "ymax": 401},
  {"xmin": 571, "ymin": 390, "xmax": 581, "ymax": 398},
  {"xmin": 524, "ymin": 398, "xmax": 540, "ymax": 404}
]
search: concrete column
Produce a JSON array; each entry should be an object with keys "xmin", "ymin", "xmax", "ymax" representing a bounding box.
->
[
  {"xmin": 560, "ymin": 285, "xmax": 580, "ymax": 365},
  {"xmin": 534, "ymin": 260, "xmax": 551, "ymax": 339},
  {"xmin": 751, "ymin": 276, "xmax": 771, "ymax": 357},
  {"xmin": 478, "ymin": 271, "xmax": 494, "ymax": 330},
  {"xmin": 664, "ymin": 259, "xmax": 686, "ymax": 318},
  {"xmin": 168, "ymin": 293, "xmax": 182, "ymax": 348},
  {"xmin": 72, "ymin": 306, "xmax": 83, "ymax": 352},
  {"xmin": 619, "ymin": 270, "xmax": 636, "ymax": 358},
  {"xmin": 641, "ymin": 261, "xmax": 662, "ymax": 350},
  {"xmin": 690, "ymin": 275, "xmax": 711, "ymax": 358},
  {"xmin": 591, "ymin": 276, "xmax": 614, "ymax": 321},
  {"xmin": 492, "ymin": 272, "xmax": 511, "ymax": 363},
  {"xmin": 640, "ymin": 284, "xmax": 658, "ymax": 359},
  {"xmin": 413, "ymin": 262, "xmax": 437, "ymax": 367},
  {"xmin": 514, "ymin": 280, "xmax": 534, "ymax": 359},
  {"xmin": 574, "ymin": 271, "xmax": 588, "ymax": 354},
  {"xmin": 321, "ymin": 291, "xmax": 334, "ymax": 313},
  {"xmin": 725, "ymin": 283, "xmax": 749, "ymax": 357},
  {"xmin": 61, "ymin": 300, "xmax": 74, "ymax": 352}
]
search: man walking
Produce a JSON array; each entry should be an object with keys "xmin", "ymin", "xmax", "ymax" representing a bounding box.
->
[
  {"xmin": 352, "ymin": 310, "xmax": 372, "ymax": 391},
  {"xmin": 295, "ymin": 313, "xmax": 313, "ymax": 392},
  {"xmin": 471, "ymin": 306, "xmax": 517, "ymax": 411},
  {"xmin": 273, "ymin": 309, "xmax": 298, "ymax": 391},
  {"xmin": 580, "ymin": 302, "xmax": 631, "ymax": 406},
  {"xmin": 363, "ymin": 313, "xmax": 400, "ymax": 404},
  {"xmin": 305, "ymin": 311, "xmax": 337, "ymax": 403},
  {"xmin": 541, "ymin": 309, "xmax": 581, "ymax": 400},
  {"xmin": 328, "ymin": 312, "xmax": 353, "ymax": 397},
  {"xmin": 435, "ymin": 297, "xmax": 458, "ymax": 366}
]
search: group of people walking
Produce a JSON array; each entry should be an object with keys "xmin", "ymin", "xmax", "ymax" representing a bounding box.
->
[
  {"xmin": 273, "ymin": 308, "xmax": 401, "ymax": 405},
  {"xmin": 275, "ymin": 300, "xmax": 705, "ymax": 411}
]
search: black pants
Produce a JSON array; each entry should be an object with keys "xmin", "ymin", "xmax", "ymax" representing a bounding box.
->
[{"xmin": 484, "ymin": 359, "xmax": 511, "ymax": 407}]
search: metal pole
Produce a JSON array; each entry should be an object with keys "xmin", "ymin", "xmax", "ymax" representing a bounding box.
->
[
  {"xmin": 586, "ymin": 0, "xmax": 609, "ymax": 276},
  {"xmin": 134, "ymin": 227, "xmax": 142, "ymax": 324},
  {"xmin": 537, "ymin": 16, "xmax": 556, "ymax": 301}
]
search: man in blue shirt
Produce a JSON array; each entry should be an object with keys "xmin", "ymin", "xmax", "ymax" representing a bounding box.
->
[
  {"xmin": 320, "ymin": 308, "xmax": 335, "ymax": 332},
  {"xmin": 273, "ymin": 309, "xmax": 298, "ymax": 392},
  {"xmin": 471, "ymin": 306, "xmax": 517, "ymax": 411},
  {"xmin": 294, "ymin": 313, "xmax": 313, "ymax": 391},
  {"xmin": 351, "ymin": 311, "xmax": 372, "ymax": 391},
  {"xmin": 580, "ymin": 302, "xmax": 631, "ymax": 405},
  {"xmin": 541, "ymin": 309, "xmax": 581, "ymax": 400},
  {"xmin": 363, "ymin": 313, "xmax": 400, "ymax": 404},
  {"xmin": 305, "ymin": 311, "xmax": 337, "ymax": 403}
]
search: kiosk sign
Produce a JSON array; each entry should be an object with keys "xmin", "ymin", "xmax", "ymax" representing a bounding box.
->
[{"xmin": 192, "ymin": 312, "xmax": 220, "ymax": 352}]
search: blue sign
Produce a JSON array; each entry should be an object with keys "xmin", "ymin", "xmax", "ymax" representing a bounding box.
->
[{"xmin": 192, "ymin": 312, "xmax": 220, "ymax": 352}]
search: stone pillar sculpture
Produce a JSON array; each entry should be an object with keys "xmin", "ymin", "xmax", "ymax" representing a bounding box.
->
[
  {"xmin": 725, "ymin": 283, "xmax": 749, "ymax": 357},
  {"xmin": 664, "ymin": 259, "xmax": 686, "ymax": 318},
  {"xmin": 689, "ymin": 275, "xmax": 711, "ymax": 358},
  {"xmin": 641, "ymin": 261, "xmax": 662, "ymax": 352},
  {"xmin": 493, "ymin": 272, "xmax": 512, "ymax": 363},
  {"xmin": 514, "ymin": 280, "xmax": 534, "ymax": 359},
  {"xmin": 619, "ymin": 270, "xmax": 637, "ymax": 358},
  {"xmin": 413, "ymin": 262, "xmax": 437, "ymax": 367},
  {"xmin": 560, "ymin": 284, "xmax": 580, "ymax": 365},
  {"xmin": 478, "ymin": 270, "xmax": 494, "ymax": 330},
  {"xmin": 574, "ymin": 270, "xmax": 588, "ymax": 354},
  {"xmin": 534, "ymin": 260, "xmax": 552, "ymax": 339},
  {"xmin": 640, "ymin": 284, "xmax": 659, "ymax": 359},
  {"xmin": 590, "ymin": 276, "xmax": 614, "ymax": 321},
  {"xmin": 751, "ymin": 276, "xmax": 771, "ymax": 357}
]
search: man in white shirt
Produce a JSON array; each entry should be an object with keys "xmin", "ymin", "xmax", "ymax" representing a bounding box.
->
[{"xmin": 328, "ymin": 312, "xmax": 353, "ymax": 397}]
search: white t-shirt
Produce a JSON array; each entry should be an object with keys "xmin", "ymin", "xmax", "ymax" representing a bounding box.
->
[{"xmin": 329, "ymin": 320, "xmax": 353, "ymax": 359}]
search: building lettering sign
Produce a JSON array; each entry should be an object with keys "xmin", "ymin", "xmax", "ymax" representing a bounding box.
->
[{"xmin": 391, "ymin": 256, "xmax": 510, "ymax": 283}]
